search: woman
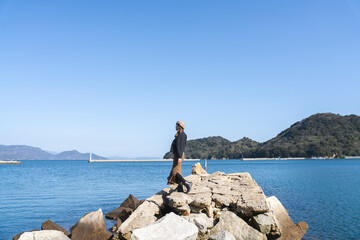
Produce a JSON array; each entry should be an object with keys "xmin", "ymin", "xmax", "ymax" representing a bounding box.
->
[{"xmin": 167, "ymin": 120, "xmax": 193, "ymax": 193}]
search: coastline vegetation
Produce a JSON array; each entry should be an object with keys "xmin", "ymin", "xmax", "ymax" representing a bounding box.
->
[{"xmin": 164, "ymin": 113, "xmax": 360, "ymax": 159}]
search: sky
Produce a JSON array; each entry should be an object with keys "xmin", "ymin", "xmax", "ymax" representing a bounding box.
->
[{"xmin": 1, "ymin": 0, "xmax": 360, "ymax": 158}]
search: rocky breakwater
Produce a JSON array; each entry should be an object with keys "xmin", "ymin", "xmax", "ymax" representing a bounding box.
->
[
  {"xmin": 114, "ymin": 163, "xmax": 308, "ymax": 240},
  {"xmin": 13, "ymin": 163, "xmax": 308, "ymax": 240}
]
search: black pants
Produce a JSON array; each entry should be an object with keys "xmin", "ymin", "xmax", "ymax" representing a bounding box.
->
[{"xmin": 175, "ymin": 173, "xmax": 186, "ymax": 184}]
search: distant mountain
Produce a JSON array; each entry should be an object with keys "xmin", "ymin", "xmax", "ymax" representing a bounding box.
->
[
  {"xmin": 0, "ymin": 145, "xmax": 107, "ymax": 160},
  {"xmin": 45, "ymin": 150, "xmax": 58, "ymax": 155},
  {"xmin": 54, "ymin": 150, "xmax": 106, "ymax": 160},
  {"xmin": 164, "ymin": 113, "xmax": 360, "ymax": 159}
]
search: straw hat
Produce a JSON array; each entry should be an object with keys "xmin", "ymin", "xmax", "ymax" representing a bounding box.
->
[{"xmin": 177, "ymin": 120, "xmax": 185, "ymax": 129}]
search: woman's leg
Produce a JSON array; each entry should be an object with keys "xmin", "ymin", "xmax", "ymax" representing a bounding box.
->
[{"xmin": 175, "ymin": 173, "xmax": 193, "ymax": 193}]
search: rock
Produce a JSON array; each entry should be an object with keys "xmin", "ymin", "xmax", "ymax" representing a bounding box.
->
[
  {"xmin": 188, "ymin": 185, "xmax": 212, "ymax": 207},
  {"xmin": 13, "ymin": 230, "xmax": 40, "ymax": 240},
  {"xmin": 182, "ymin": 213, "xmax": 214, "ymax": 234},
  {"xmin": 192, "ymin": 163, "xmax": 208, "ymax": 175},
  {"xmin": 70, "ymin": 209, "xmax": 112, "ymax": 240},
  {"xmin": 210, "ymin": 211, "xmax": 266, "ymax": 240},
  {"xmin": 41, "ymin": 220, "xmax": 70, "ymax": 237},
  {"xmin": 200, "ymin": 171, "xmax": 269, "ymax": 217},
  {"xmin": 235, "ymin": 181, "xmax": 270, "ymax": 216},
  {"xmin": 146, "ymin": 190, "xmax": 168, "ymax": 208},
  {"xmin": 118, "ymin": 200, "xmax": 160, "ymax": 235},
  {"xmin": 252, "ymin": 212, "xmax": 281, "ymax": 237},
  {"xmin": 120, "ymin": 194, "xmax": 141, "ymax": 210},
  {"xmin": 209, "ymin": 230, "xmax": 236, "ymax": 240},
  {"xmin": 205, "ymin": 171, "xmax": 227, "ymax": 178},
  {"xmin": 212, "ymin": 193, "xmax": 238, "ymax": 208},
  {"xmin": 267, "ymin": 196, "xmax": 308, "ymax": 240},
  {"xmin": 110, "ymin": 218, "xmax": 122, "ymax": 233},
  {"xmin": 184, "ymin": 174, "xmax": 202, "ymax": 184},
  {"xmin": 106, "ymin": 206, "xmax": 133, "ymax": 221},
  {"xmin": 106, "ymin": 194, "xmax": 140, "ymax": 220},
  {"xmin": 175, "ymin": 203, "xmax": 191, "ymax": 216},
  {"xmin": 130, "ymin": 212, "xmax": 198, "ymax": 240},
  {"xmin": 166, "ymin": 192, "xmax": 192, "ymax": 208},
  {"xmin": 18, "ymin": 230, "xmax": 70, "ymax": 240}
]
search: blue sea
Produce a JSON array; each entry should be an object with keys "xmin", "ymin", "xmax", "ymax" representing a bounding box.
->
[{"xmin": 1, "ymin": 159, "xmax": 359, "ymax": 240}]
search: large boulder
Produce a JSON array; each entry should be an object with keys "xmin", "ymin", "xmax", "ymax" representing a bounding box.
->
[
  {"xmin": 130, "ymin": 212, "xmax": 198, "ymax": 240},
  {"xmin": 235, "ymin": 182, "xmax": 270, "ymax": 216},
  {"xmin": 192, "ymin": 163, "xmax": 208, "ymax": 175},
  {"xmin": 117, "ymin": 200, "xmax": 160, "ymax": 235},
  {"xmin": 13, "ymin": 230, "xmax": 39, "ymax": 240},
  {"xmin": 182, "ymin": 213, "xmax": 214, "ymax": 234},
  {"xmin": 120, "ymin": 194, "xmax": 141, "ymax": 210},
  {"xmin": 210, "ymin": 211, "xmax": 266, "ymax": 240},
  {"xmin": 106, "ymin": 194, "xmax": 141, "ymax": 220},
  {"xmin": 18, "ymin": 230, "xmax": 70, "ymax": 240},
  {"xmin": 252, "ymin": 212, "xmax": 281, "ymax": 238},
  {"xmin": 70, "ymin": 209, "xmax": 112, "ymax": 240},
  {"xmin": 209, "ymin": 230, "xmax": 236, "ymax": 240},
  {"xmin": 266, "ymin": 196, "xmax": 308, "ymax": 240},
  {"xmin": 201, "ymin": 172, "xmax": 269, "ymax": 217},
  {"xmin": 41, "ymin": 220, "xmax": 70, "ymax": 237},
  {"xmin": 106, "ymin": 206, "xmax": 133, "ymax": 221}
]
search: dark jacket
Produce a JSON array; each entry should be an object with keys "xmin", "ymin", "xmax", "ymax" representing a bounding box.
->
[{"xmin": 170, "ymin": 132, "xmax": 187, "ymax": 158}]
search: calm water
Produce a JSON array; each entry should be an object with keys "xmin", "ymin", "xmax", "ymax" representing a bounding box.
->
[{"xmin": 1, "ymin": 159, "xmax": 359, "ymax": 240}]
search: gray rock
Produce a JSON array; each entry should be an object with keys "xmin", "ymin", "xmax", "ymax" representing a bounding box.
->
[
  {"xmin": 252, "ymin": 212, "xmax": 281, "ymax": 237},
  {"xmin": 235, "ymin": 182, "xmax": 270, "ymax": 216},
  {"xmin": 185, "ymin": 174, "xmax": 202, "ymax": 184},
  {"xmin": 212, "ymin": 193, "xmax": 238, "ymax": 208},
  {"xmin": 166, "ymin": 192, "xmax": 193, "ymax": 208},
  {"xmin": 210, "ymin": 211, "xmax": 266, "ymax": 240},
  {"xmin": 267, "ymin": 196, "xmax": 308, "ymax": 240},
  {"xmin": 188, "ymin": 185, "xmax": 212, "ymax": 207},
  {"xmin": 70, "ymin": 209, "xmax": 112, "ymax": 240},
  {"xmin": 13, "ymin": 230, "xmax": 40, "ymax": 240},
  {"xmin": 209, "ymin": 230, "xmax": 236, "ymax": 240},
  {"xmin": 18, "ymin": 230, "xmax": 70, "ymax": 240},
  {"xmin": 183, "ymin": 213, "xmax": 214, "ymax": 234},
  {"xmin": 118, "ymin": 200, "xmax": 160, "ymax": 235},
  {"xmin": 130, "ymin": 212, "xmax": 198, "ymax": 240},
  {"xmin": 146, "ymin": 192, "xmax": 166, "ymax": 208}
]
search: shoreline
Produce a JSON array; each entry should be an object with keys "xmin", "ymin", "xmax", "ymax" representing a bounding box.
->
[
  {"xmin": 89, "ymin": 159, "xmax": 200, "ymax": 162},
  {"xmin": 0, "ymin": 160, "xmax": 22, "ymax": 164},
  {"xmin": 89, "ymin": 157, "xmax": 360, "ymax": 162}
]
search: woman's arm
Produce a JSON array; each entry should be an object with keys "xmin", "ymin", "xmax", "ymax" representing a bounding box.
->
[{"xmin": 176, "ymin": 133, "xmax": 186, "ymax": 161}]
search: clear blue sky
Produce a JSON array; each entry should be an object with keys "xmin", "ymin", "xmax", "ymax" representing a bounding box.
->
[{"xmin": 1, "ymin": 0, "xmax": 360, "ymax": 158}]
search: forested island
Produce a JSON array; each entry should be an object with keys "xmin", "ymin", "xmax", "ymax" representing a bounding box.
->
[{"xmin": 164, "ymin": 113, "xmax": 360, "ymax": 159}]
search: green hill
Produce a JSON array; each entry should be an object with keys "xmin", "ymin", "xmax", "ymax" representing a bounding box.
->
[
  {"xmin": 164, "ymin": 113, "xmax": 360, "ymax": 159},
  {"xmin": 255, "ymin": 113, "xmax": 360, "ymax": 158},
  {"xmin": 164, "ymin": 136, "xmax": 260, "ymax": 159}
]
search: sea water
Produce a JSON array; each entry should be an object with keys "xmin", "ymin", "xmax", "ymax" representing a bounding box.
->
[{"xmin": 1, "ymin": 159, "xmax": 359, "ymax": 240}]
